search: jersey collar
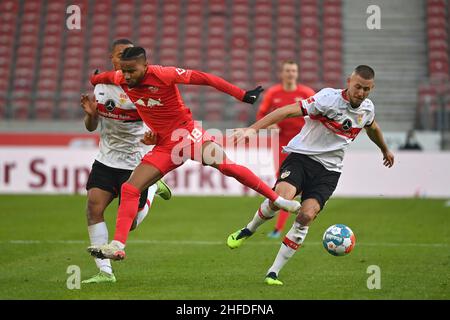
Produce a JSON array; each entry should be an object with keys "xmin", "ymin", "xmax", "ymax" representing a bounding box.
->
[{"xmin": 341, "ymin": 89, "xmax": 350, "ymax": 103}]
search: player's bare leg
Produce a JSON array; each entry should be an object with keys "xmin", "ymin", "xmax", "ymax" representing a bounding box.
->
[
  {"xmin": 88, "ymin": 163, "xmax": 163, "ymax": 261},
  {"xmin": 82, "ymin": 188, "xmax": 117, "ymax": 283},
  {"xmin": 201, "ymin": 141, "xmax": 301, "ymax": 212},
  {"xmin": 265, "ymin": 198, "xmax": 320, "ymax": 285},
  {"xmin": 227, "ymin": 181, "xmax": 297, "ymax": 249}
]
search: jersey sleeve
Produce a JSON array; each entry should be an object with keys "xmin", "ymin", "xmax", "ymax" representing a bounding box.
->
[
  {"xmin": 365, "ymin": 102, "xmax": 376, "ymax": 127},
  {"xmin": 256, "ymin": 90, "xmax": 274, "ymax": 120},
  {"xmin": 187, "ymin": 70, "xmax": 246, "ymax": 101},
  {"xmin": 153, "ymin": 66, "xmax": 246, "ymax": 101},
  {"xmin": 90, "ymin": 70, "xmax": 122, "ymax": 86},
  {"xmin": 300, "ymin": 88, "xmax": 333, "ymax": 116},
  {"xmin": 152, "ymin": 66, "xmax": 193, "ymax": 85}
]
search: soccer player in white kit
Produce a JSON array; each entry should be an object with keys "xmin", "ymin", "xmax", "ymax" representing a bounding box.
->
[
  {"xmin": 80, "ymin": 39, "xmax": 172, "ymax": 284},
  {"xmin": 227, "ymin": 65, "xmax": 395, "ymax": 285}
]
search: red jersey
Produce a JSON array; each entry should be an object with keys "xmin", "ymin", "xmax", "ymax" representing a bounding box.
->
[
  {"xmin": 91, "ymin": 65, "xmax": 245, "ymax": 144},
  {"xmin": 256, "ymin": 84, "xmax": 315, "ymax": 140}
]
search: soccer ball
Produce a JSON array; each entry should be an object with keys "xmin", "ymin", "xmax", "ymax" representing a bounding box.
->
[{"xmin": 322, "ymin": 224, "xmax": 356, "ymax": 256}]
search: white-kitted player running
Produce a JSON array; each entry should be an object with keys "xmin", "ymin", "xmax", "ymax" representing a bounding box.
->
[
  {"xmin": 80, "ymin": 39, "xmax": 172, "ymax": 284},
  {"xmin": 227, "ymin": 65, "xmax": 395, "ymax": 285}
]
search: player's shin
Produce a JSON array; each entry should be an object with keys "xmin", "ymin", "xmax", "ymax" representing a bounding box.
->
[
  {"xmin": 216, "ymin": 162, "xmax": 279, "ymax": 202},
  {"xmin": 246, "ymin": 199, "xmax": 278, "ymax": 232},
  {"xmin": 267, "ymin": 222, "xmax": 309, "ymax": 276},
  {"xmin": 88, "ymin": 222, "xmax": 113, "ymax": 274},
  {"xmin": 113, "ymin": 183, "xmax": 141, "ymax": 247},
  {"xmin": 134, "ymin": 184, "xmax": 157, "ymax": 227}
]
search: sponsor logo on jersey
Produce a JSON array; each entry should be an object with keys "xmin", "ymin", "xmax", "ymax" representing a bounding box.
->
[
  {"xmin": 280, "ymin": 171, "xmax": 291, "ymax": 179},
  {"xmin": 104, "ymin": 99, "xmax": 116, "ymax": 112},
  {"xmin": 306, "ymin": 97, "xmax": 315, "ymax": 104},
  {"xmin": 342, "ymin": 118, "xmax": 353, "ymax": 131},
  {"xmin": 175, "ymin": 68, "xmax": 186, "ymax": 75},
  {"xmin": 135, "ymin": 97, "xmax": 164, "ymax": 108}
]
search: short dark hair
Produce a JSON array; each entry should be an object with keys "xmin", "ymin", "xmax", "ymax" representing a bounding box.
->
[
  {"xmin": 110, "ymin": 38, "xmax": 133, "ymax": 52},
  {"xmin": 280, "ymin": 60, "xmax": 298, "ymax": 69},
  {"xmin": 354, "ymin": 65, "xmax": 375, "ymax": 80},
  {"xmin": 121, "ymin": 46, "xmax": 146, "ymax": 61}
]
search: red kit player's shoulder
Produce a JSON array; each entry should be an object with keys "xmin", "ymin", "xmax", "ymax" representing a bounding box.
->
[
  {"xmin": 267, "ymin": 84, "xmax": 284, "ymax": 94},
  {"xmin": 146, "ymin": 65, "xmax": 191, "ymax": 86},
  {"xmin": 296, "ymin": 84, "xmax": 316, "ymax": 96}
]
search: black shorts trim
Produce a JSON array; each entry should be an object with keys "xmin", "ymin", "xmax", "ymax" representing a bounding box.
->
[
  {"xmin": 276, "ymin": 153, "xmax": 341, "ymax": 210},
  {"xmin": 86, "ymin": 160, "xmax": 148, "ymax": 208}
]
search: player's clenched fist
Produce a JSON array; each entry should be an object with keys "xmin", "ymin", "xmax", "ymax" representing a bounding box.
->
[
  {"xmin": 231, "ymin": 127, "xmax": 257, "ymax": 144},
  {"xmin": 242, "ymin": 86, "xmax": 264, "ymax": 104},
  {"xmin": 140, "ymin": 130, "xmax": 157, "ymax": 145},
  {"xmin": 80, "ymin": 94, "xmax": 98, "ymax": 117}
]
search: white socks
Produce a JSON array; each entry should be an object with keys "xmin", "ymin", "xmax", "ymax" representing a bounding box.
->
[
  {"xmin": 267, "ymin": 221, "xmax": 309, "ymax": 276},
  {"xmin": 246, "ymin": 199, "xmax": 278, "ymax": 232},
  {"xmin": 273, "ymin": 196, "xmax": 301, "ymax": 213},
  {"xmin": 134, "ymin": 184, "xmax": 157, "ymax": 227},
  {"xmin": 88, "ymin": 222, "xmax": 113, "ymax": 275}
]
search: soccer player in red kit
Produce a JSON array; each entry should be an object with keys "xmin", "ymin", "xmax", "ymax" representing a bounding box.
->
[
  {"xmin": 257, "ymin": 61, "xmax": 315, "ymax": 239},
  {"xmin": 87, "ymin": 47, "xmax": 301, "ymax": 261}
]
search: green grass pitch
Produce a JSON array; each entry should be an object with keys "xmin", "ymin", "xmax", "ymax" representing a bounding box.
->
[{"xmin": 0, "ymin": 195, "xmax": 449, "ymax": 299}]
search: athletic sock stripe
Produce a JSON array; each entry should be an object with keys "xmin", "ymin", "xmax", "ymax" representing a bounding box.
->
[
  {"xmin": 283, "ymin": 236, "xmax": 300, "ymax": 250},
  {"xmin": 258, "ymin": 208, "xmax": 272, "ymax": 220}
]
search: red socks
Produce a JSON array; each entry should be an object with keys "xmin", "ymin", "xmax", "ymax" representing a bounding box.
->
[
  {"xmin": 275, "ymin": 210, "xmax": 290, "ymax": 232},
  {"xmin": 217, "ymin": 162, "xmax": 278, "ymax": 202},
  {"xmin": 114, "ymin": 183, "xmax": 141, "ymax": 245}
]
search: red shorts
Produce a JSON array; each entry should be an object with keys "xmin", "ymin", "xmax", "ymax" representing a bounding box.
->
[{"xmin": 141, "ymin": 123, "xmax": 215, "ymax": 175}]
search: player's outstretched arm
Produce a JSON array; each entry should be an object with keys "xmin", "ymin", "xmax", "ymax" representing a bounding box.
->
[
  {"xmin": 365, "ymin": 120, "xmax": 394, "ymax": 167},
  {"xmin": 232, "ymin": 103, "xmax": 302, "ymax": 142},
  {"xmin": 80, "ymin": 94, "xmax": 98, "ymax": 132},
  {"xmin": 251, "ymin": 103, "xmax": 303, "ymax": 131},
  {"xmin": 186, "ymin": 70, "xmax": 264, "ymax": 103}
]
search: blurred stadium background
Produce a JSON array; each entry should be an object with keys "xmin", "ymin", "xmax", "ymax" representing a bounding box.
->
[
  {"xmin": 0, "ymin": 0, "xmax": 449, "ymax": 299},
  {"xmin": 0, "ymin": 0, "xmax": 449, "ymax": 132}
]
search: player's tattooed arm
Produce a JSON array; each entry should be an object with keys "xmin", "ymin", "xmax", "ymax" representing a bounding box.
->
[
  {"xmin": 365, "ymin": 120, "xmax": 394, "ymax": 168},
  {"xmin": 80, "ymin": 94, "xmax": 99, "ymax": 132}
]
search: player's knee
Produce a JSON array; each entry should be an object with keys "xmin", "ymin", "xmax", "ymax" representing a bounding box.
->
[
  {"xmin": 121, "ymin": 182, "xmax": 142, "ymax": 196},
  {"xmin": 296, "ymin": 201, "xmax": 320, "ymax": 225},
  {"xmin": 274, "ymin": 182, "xmax": 297, "ymax": 199}
]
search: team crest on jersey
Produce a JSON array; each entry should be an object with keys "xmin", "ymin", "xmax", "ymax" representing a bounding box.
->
[
  {"xmin": 280, "ymin": 171, "xmax": 291, "ymax": 179},
  {"xmin": 357, "ymin": 114, "xmax": 364, "ymax": 125},
  {"xmin": 104, "ymin": 99, "xmax": 116, "ymax": 112},
  {"xmin": 119, "ymin": 93, "xmax": 128, "ymax": 105},
  {"xmin": 342, "ymin": 118, "xmax": 352, "ymax": 131},
  {"xmin": 148, "ymin": 86, "xmax": 159, "ymax": 93}
]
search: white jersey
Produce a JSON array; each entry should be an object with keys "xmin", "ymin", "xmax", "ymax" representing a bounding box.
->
[
  {"xmin": 93, "ymin": 84, "xmax": 146, "ymax": 170},
  {"xmin": 283, "ymin": 88, "xmax": 375, "ymax": 172}
]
